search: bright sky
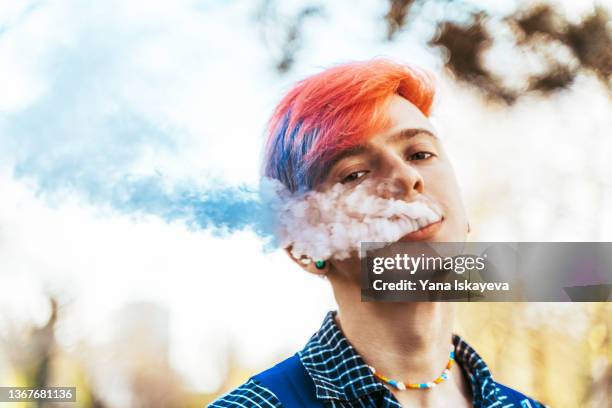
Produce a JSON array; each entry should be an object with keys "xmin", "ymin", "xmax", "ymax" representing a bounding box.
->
[{"xmin": 0, "ymin": 0, "xmax": 610, "ymax": 393}]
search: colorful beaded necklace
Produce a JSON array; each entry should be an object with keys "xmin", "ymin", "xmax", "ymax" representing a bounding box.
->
[{"xmin": 368, "ymin": 344, "xmax": 455, "ymax": 390}]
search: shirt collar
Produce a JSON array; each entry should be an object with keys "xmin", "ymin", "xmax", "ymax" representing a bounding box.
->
[
  {"xmin": 298, "ymin": 311, "xmax": 385, "ymax": 401},
  {"xmin": 298, "ymin": 310, "xmax": 500, "ymax": 403},
  {"xmin": 454, "ymin": 333, "xmax": 500, "ymax": 405}
]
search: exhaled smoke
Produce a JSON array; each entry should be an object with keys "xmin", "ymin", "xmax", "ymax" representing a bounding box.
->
[
  {"xmin": 8, "ymin": 168, "xmax": 441, "ymax": 261},
  {"xmin": 267, "ymin": 177, "xmax": 442, "ymax": 261}
]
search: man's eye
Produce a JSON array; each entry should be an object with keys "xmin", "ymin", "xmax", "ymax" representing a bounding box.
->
[
  {"xmin": 341, "ymin": 170, "xmax": 368, "ymax": 184},
  {"xmin": 408, "ymin": 151, "xmax": 433, "ymax": 161}
]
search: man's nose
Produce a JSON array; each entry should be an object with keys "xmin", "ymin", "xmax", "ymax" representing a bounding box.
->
[{"xmin": 377, "ymin": 156, "xmax": 424, "ymax": 201}]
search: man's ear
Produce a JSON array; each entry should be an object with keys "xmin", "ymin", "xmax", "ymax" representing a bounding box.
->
[{"xmin": 285, "ymin": 246, "xmax": 328, "ymax": 276}]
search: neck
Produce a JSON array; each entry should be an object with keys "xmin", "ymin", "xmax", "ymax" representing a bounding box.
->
[{"xmin": 330, "ymin": 274, "xmax": 456, "ymax": 383}]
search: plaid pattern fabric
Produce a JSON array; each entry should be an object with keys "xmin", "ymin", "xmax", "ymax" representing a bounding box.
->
[{"xmin": 210, "ymin": 311, "xmax": 544, "ymax": 407}]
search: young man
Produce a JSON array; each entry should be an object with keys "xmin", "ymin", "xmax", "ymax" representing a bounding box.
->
[{"xmin": 210, "ymin": 60, "xmax": 544, "ymax": 407}]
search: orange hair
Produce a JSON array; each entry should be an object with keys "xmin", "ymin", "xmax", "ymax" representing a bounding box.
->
[{"xmin": 263, "ymin": 59, "xmax": 435, "ymax": 192}]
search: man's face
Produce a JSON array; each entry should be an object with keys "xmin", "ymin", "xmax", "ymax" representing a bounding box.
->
[
  {"xmin": 318, "ymin": 94, "xmax": 468, "ymax": 245},
  {"xmin": 285, "ymin": 94, "xmax": 469, "ymax": 278}
]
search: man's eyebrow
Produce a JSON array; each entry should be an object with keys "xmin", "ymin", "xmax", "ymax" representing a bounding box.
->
[
  {"xmin": 326, "ymin": 146, "xmax": 368, "ymax": 168},
  {"xmin": 312, "ymin": 146, "xmax": 368, "ymax": 186},
  {"xmin": 387, "ymin": 128, "xmax": 437, "ymax": 143},
  {"xmin": 314, "ymin": 146, "xmax": 369, "ymax": 184}
]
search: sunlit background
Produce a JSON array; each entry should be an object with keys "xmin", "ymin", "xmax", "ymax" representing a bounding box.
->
[{"xmin": 0, "ymin": 0, "xmax": 611, "ymax": 407}]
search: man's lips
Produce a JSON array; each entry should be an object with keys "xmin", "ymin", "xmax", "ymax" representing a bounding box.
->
[{"xmin": 398, "ymin": 217, "xmax": 444, "ymax": 242}]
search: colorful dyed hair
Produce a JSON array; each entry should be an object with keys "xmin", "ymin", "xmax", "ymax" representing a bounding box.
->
[{"xmin": 262, "ymin": 59, "xmax": 435, "ymax": 192}]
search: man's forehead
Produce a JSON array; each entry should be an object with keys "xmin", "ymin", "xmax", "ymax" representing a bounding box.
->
[{"xmin": 334, "ymin": 128, "xmax": 438, "ymax": 159}]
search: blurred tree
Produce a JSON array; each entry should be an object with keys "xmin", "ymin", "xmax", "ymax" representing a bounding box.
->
[
  {"xmin": 256, "ymin": 0, "xmax": 611, "ymax": 103},
  {"xmin": 255, "ymin": 0, "xmax": 324, "ymax": 73},
  {"xmin": 0, "ymin": 296, "xmax": 112, "ymax": 408},
  {"xmin": 2, "ymin": 298, "xmax": 56, "ymax": 408}
]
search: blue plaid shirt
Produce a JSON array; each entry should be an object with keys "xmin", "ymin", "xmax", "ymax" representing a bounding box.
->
[{"xmin": 210, "ymin": 311, "xmax": 544, "ymax": 407}]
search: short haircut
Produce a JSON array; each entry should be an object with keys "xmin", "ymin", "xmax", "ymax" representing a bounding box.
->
[{"xmin": 262, "ymin": 59, "xmax": 435, "ymax": 192}]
